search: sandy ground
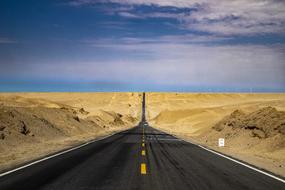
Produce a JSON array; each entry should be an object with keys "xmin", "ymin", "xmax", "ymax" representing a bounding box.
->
[
  {"xmin": 147, "ymin": 93, "xmax": 285, "ymax": 177},
  {"xmin": 1, "ymin": 92, "xmax": 284, "ymax": 177},
  {"xmin": 0, "ymin": 93, "xmax": 141, "ymax": 172},
  {"xmin": 0, "ymin": 92, "xmax": 142, "ymax": 118}
]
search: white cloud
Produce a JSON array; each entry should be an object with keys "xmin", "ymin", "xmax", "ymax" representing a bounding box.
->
[
  {"xmin": 15, "ymin": 36, "xmax": 284, "ymax": 89},
  {"xmin": 82, "ymin": 34, "xmax": 232, "ymax": 47},
  {"xmin": 118, "ymin": 12, "xmax": 143, "ymax": 18},
  {"xmin": 68, "ymin": 0, "xmax": 285, "ymax": 35}
]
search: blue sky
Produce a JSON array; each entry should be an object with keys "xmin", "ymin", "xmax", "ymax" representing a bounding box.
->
[{"xmin": 0, "ymin": 0, "xmax": 284, "ymax": 92}]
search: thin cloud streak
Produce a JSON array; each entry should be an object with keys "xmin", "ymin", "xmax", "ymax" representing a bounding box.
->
[
  {"xmin": 68, "ymin": 0, "xmax": 285, "ymax": 35},
  {"xmin": 81, "ymin": 34, "xmax": 233, "ymax": 47},
  {"xmin": 2, "ymin": 38, "xmax": 284, "ymax": 90}
]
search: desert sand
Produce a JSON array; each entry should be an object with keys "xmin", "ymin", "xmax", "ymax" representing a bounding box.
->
[
  {"xmin": 0, "ymin": 93, "xmax": 141, "ymax": 172},
  {"xmin": 1, "ymin": 92, "xmax": 285, "ymax": 177},
  {"xmin": 147, "ymin": 93, "xmax": 285, "ymax": 177}
]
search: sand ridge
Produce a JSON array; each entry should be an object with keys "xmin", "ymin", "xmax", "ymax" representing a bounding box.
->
[
  {"xmin": 0, "ymin": 93, "xmax": 141, "ymax": 172},
  {"xmin": 1, "ymin": 92, "xmax": 285, "ymax": 177},
  {"xmin": 147, "ymin": 93, "xmax": 285, "ymax": 176}
]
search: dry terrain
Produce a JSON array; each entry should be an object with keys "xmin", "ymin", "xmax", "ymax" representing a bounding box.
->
[
  {"xmin": 147, "ymin": 93, "xmax": 285, "ymax": 177},
  {"xmin": 0, "ymin": 93, "xmax": 141, "ymax": 172},
  {"xmin": 1, "ymin": 92, "xmax": 284, "ymax": 177}
]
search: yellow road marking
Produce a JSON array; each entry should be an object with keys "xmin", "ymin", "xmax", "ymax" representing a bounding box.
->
[
  {"xmin": 142, "ymin": 150, "xmax": 146, "ymax": 156},
  {"xmin": 141, "ymin": 163, "xmax": 147, "ymax": 174},
  {"xmin": 142, "ymin": 143, "xmax": 145, "ymax": 147}
]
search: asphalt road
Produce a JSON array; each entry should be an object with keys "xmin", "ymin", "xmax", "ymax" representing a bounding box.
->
[{"xmin": 0, "ymin": 121, "xmax": 284, "ymax": 190}]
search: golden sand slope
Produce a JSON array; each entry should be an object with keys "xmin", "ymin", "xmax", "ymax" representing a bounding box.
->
[
  {"xmin": 1, "ymin": 92, "xmax": 284, "ymax": 176},
  {"xmin": 148, "ymin": 93, "xmax": 285, "ymax": 135},
  {"xmin": 0, "ymin": 92, "xmax": 142, "ymax": 118},
  {"xmin": 147, "ymin": 93, "xmax": 285, "ymax": 176},
  {"xmin": 0, "ymin": 93, "xmax": 141, "ymax": 172}
]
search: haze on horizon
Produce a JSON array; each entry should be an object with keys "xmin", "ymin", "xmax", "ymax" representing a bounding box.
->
[{"xmin": 0, "ymin": 0, "xmax": 284, "ymax": 92}]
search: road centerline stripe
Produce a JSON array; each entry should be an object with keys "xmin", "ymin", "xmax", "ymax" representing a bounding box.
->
[{"xmin": 141, "ymin": 163, "xmax": 147, "ymax": 174}]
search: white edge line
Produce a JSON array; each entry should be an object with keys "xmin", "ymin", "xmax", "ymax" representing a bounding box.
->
[
  {"xmin": 197, "ymin": 144, "xmax": 285, "ymax": 184},
  {"xmin": 148, "ymin": 127, "xmax": 285, "ymax": 183},
  {"xmin": 0, "ymin": 129, "xmax": 129, "ymax": 178}
]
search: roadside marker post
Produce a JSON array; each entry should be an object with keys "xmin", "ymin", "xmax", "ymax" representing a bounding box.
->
[{"xmin": 218, "ymin": 138, "xmax": 225, "ymax": 147}]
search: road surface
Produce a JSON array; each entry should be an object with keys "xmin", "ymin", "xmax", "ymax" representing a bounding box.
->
[
  {"xmin": 0, "ymin": 122, "xmax": 284, "ymax": 190},
  {"xmin": 0, "ymin": 92, "xmax": 284, "ymax": 189}
]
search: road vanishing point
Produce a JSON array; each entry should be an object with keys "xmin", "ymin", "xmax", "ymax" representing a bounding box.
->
[{"xmin": 0, "ymin": 93, "xmax": 284, "ymax": 190}]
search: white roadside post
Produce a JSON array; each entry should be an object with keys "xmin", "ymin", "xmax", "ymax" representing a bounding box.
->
[{"xmin": 218, "ymin": 138, "xmax": 225, "ymax": 147}]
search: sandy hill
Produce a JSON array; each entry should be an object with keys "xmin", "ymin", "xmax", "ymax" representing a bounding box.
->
[
  {"xmin": 0, "ymin": 93, "xmax": 140, "ymax": 172},
  {"xmin": 148, "ymin": 93, "xmax": 285, "ymax": 135},
  {"xmin": 209, "ymin": 106, "xmax": 285, "ymax": 153},
  {"xmin": 148, "ymin": 93, "xmax": 285, "ymax": 177},
  {"xmin": 195, "ymin": 107, "xmax": 285, "ymax": 176},
  {"xmin": 0, "ymin": 93, "xmax": 142, "ymax": 119},
  {"xmin": 213, "ymin": 107, "xmax": 285, "ymax": 138}
]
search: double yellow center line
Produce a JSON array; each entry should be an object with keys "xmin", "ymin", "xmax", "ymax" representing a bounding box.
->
[{"xmin": 141, "ymin": 127, "xmax": 147, "ymax": 175}]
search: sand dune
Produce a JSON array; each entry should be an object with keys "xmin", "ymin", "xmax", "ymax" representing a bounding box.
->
[
  {"xmin": 148, "ymin": 93, "xmax": 285, "ymax": 176},
  {"xmin": 0, "ymin": 93, "xmax": 141, "ymax": 172},
  {"xmin": 0, "ymin": 93, "xmax": 142, "ymax": 118},
  {"xmin": 1, "ymin": 92, "xmax": 285, "ymax": 176}
]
